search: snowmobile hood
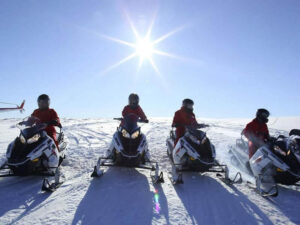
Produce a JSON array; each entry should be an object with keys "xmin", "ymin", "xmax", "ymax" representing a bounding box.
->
[
  {"xmin": 121, "ymin": 115, "xmax": 140, "ymax": 134},
  {"xmin": 18, "ymin": 117, "xmax": 47, "ymax": 139},
  {"xmin": 21, "ymin": 126, "xmax": 43, "ymax": 139}
]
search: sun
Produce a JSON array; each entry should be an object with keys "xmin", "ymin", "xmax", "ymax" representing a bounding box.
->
[
  {"xmin": 96, "ymin": 12, "xmax": 187, "ymax": 74},
  {"xmin": 135, "ymin": 38, "xmax": 154, "ymax": 59}
]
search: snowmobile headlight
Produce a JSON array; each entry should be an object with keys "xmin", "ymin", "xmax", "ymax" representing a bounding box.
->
[
  {"xmin": 122, "ymin": 129, "xmax": 130, "ymax": 139},
  {"xmin": 20, "ymin": 134, "xmax": 26, "ymax": 144},
  {"xmin": 274, "ymin": 145, "xmax": 286, "ymax": 156},
  {"xmin": 131, "ymin": 130, "xmax": 140, "ymax": 139},
  {"xmin": 27, "ymin": 134, "xmax": 41, "ymax": 144}
]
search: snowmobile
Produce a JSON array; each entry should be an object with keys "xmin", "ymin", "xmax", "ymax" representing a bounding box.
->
[
  {"xmin": 229, "ymin": 129, "xmax": 300, "ymax": 197},
  {"xmin": 166, "ymin": 124, "xmax": 242, "ymax": 184},
  {"xmin": 91, "ymin": 114, "xmax": 164, "ymax": 184},
  {"xmin": 250, "ymin": 129, "xmax": 300, "ymax": 196},
  {"xmin": 0, "ymin": 116, "xmax": 68, "ymax": 192}
]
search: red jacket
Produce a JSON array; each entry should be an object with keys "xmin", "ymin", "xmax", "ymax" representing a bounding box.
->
[
  {"xmin": 32, "ymin": 108, "xmax": 60, "ymax": 144},
  {"xmin": 172, "ymin": 107, "xmax": 198, "ymax": 145},
  {"xmin": 243, "ymin": 118, "xmax": 269, "ymax": 158},
  {"xmin": 122, "ymin": 105, "xmax": 147, "ymax": 121}
]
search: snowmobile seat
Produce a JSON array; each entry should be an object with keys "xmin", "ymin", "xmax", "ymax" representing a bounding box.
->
[{"xmin": 290, "ymin": 129, "xmax": 300, "ymax": 137}]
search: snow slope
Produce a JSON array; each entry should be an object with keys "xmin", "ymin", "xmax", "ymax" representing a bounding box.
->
[{"xmin": 0, "ymin": 117, "xmax": 300, "ymax": 225}]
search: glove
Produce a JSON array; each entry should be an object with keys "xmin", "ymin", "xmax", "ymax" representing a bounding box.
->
[{"xmin": 144, "ymin": 119, "xmax": 149, "ymax": 123}]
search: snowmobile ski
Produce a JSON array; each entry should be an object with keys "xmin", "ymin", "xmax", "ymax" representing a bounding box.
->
[
  {"xmin": 246, "ymin": 181, "xmax": 278, "ymax": 197},
  {"xmin": 216, "ymin": 171, "xmax": 243, "ymax": 185},
  {"xmin": 41, "ymin": 178, "xmax": 63, "ymax": 192},
  {"xmin": 168, "ymin": 172, "xmax": 183, "ymax": 184},
  {"xmin": 41, "ymin": 168, "xmax": 64, "ymax": 192}
]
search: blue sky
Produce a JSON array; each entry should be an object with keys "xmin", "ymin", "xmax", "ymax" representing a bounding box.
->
[{"xmin": 1, "ymin": 0, "xmax": 299, "ymax": 119}]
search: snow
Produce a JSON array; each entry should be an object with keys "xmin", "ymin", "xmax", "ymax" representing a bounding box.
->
[{"xmin": 0, "ymin": 117, "xmax": 300, "ymax": 225}]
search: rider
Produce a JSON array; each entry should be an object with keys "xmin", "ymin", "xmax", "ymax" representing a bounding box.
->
[
  {"xmin": 243, "ymin": 108, "xmax": 270, "ymax": 158},
  {"xmin": 106, "ymin": 93, "xmax": 149, "ymax": 161},
  {"xmin": 31, "ymin": 94, "xmax": 62, "ymax": 148},
  {"xmin": 172, "ymin": 98, "xmax": 198, "ymax": 146},
  {"xmin": 122, "ymin": 93, "xmax": 148, "ymax": 122}
]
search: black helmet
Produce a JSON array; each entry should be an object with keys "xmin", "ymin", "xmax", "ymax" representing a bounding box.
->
[
  {"xmin": 182, "ymin": 98, "xmax": 194, "ymax": 112},
  {"xmin": 38, "ymin": 94, "xmax": 50, "ymax": 102},
  {"xmin": 128, "ymin": 93, "xmax": 139, "ymax": 108},
  {"xmin": 256, "ymin": 108, "xmax": 270, "ymax": 123},
  {"xmin": 37, "ymin": 94, "xmax": 50, "ymax": 109}
]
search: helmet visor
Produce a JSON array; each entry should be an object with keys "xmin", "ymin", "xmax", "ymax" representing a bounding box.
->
[
  {"xmin": 261, "ymin": 112, "xmax": 269, "ymax": 118},
  {"xmin": 38, "ymin": 99, "xmax": 50, "ymax": 109},
  {"xmin": 185, "ymin": 103, "xmax": 194, "ymax": 111}
]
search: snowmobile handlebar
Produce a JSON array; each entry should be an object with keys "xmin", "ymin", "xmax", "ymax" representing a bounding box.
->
[
  {"xmin": 172, "ymin": 123, "xmax": 209, "ymax": 129},
  {"xmin": 46, "ymin": 120, "xmax": 62, "ymax": 128},
  {"xmin": 113, "ymin": 118, "xmax": 149, "ymax": 123}
]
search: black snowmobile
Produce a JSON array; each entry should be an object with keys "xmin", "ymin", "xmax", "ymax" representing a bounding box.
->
[
  {"xmin": 91, "ymin": 114, "xmax": 164, "ymax": 183},
  {"xmin": 0, "ymin": 116, "xmax": 68, "ymax": 192},
  {"xmin": 230, "ymin": 129, "xmax": 300, "ymax": 197}
]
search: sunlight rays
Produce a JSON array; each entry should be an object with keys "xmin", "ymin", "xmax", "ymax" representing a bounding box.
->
[{"xmin": 96, "ymin": 13, "xmax": 189, "ymax": 75}]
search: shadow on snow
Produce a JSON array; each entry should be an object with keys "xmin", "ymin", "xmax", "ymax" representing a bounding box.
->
[
  {"xmin": 72, "ymin": 168, "xmax": 169, "ymax": 225},
  {"xmin": 174, "ymin": 173, "xmax": 275, "ymax": 225}
]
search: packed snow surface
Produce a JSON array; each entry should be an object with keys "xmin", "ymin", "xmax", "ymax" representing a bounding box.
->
[{"xmin": 0, "ymin": 117, "xmax": 300, "ymax": 225}]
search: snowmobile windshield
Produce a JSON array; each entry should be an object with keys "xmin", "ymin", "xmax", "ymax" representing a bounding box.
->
[
  {"xmin": 289, "ymin": 137, "xmax": 300, "ymax": 161},
  {"xmin": 185, "ymin": 127, "xmax": 207, "ymax": 146},
  {"xmin": 17, "ymin": 117, "xmax": 47, "ymax": 139},
  {"xmin": 122, "ymin": 114, "xmax": 140, "ymax": 134},
  {"xmin": 186, "ymin": 127, "xmax": 206, "ymax": 140},
  {"xmin": 273, "ymin": 138, "xmax": 289, "ymax": 157}
]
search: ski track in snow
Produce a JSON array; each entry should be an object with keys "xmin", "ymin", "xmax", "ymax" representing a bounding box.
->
[{"xmin": 0, "ymin": 117, "xmax": 300, "ymax": 225}]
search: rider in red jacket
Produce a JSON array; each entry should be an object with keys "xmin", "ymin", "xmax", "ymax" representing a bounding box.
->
[
  {"xmin": 172, "ymin": 99, "xmax": 198, "ymax": 146},
  {"xmin": 31, "ymin": 94, "xmax": 61, "ymax": 148},
  {"xmin": 243, "ymin": 108, "xmax": 270, "ymax": 158},
  {"xmin": 122, "ymin": 93, "xmax": 148, "ymax": 122}
]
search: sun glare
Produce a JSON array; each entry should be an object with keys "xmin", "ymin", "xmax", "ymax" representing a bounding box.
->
[
  {"xmin": 97, "ymin": 13, "xmax": 187, "ymax": 74},
  {"xmin": 135, "ymin": 38, "xmax": 153, "ymax": 59}
]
